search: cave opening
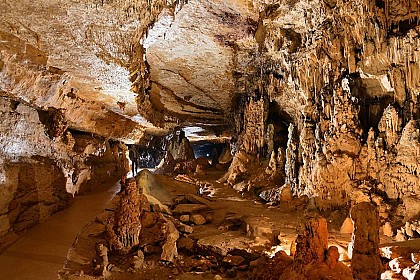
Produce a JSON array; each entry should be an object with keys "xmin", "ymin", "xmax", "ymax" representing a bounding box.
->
[
  {"xmin": 137, "ymin": 146, "xmax": 165, "ymax": 168},
  {"xmin": 349, "ymin": 73, "xmax": 396, "ymax": 140},
  {"xmin": 191, "ymin": 141, "xmax": 226, "ymax": 161},
  {"xmin": 267, "ymin": 101, "xmax": 292, "ymax": 151},
  {"xmin": 389, "ymin": 17, "xmax": 419, "ymax": 37}
]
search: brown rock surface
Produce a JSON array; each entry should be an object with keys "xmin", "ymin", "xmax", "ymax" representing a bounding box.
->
[
  {"xmin": 3, "ymin": 0, "xmax": 420, "ymax": 279},
  {"xmin": 0, "ymin": 97, "xmax": 128, "ymax": 236},
  {"xmin": 293, "ymin": 216, "xmax": 329, "ymax": 266},
  {"xmin": 350, "ymin": 202, "xmax": 382, "ymax": 280},
  {"xmin": 253, "ymin": 250, "xmax": 293, "ymax": 280},
  {"xmin": 160, "ymin": 218, "xmax": 179, "ymax": 263},
  {"xmin": 172, "ymin": 204, "xmax": 210, "ymax": 215},
  {"xmin": 280, "ymin": 216, "xmax": 352, "ymax": 280},
  {"xmin": 106, "ymin": 179, "xmax": 143, "ymax": 253}
]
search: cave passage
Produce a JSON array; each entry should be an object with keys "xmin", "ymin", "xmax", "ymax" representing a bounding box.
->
[
  {"xmin": 0, "ymin": 178, "xmax": 121, "ymax": 279},
  {"xmin": 1, "ymin": 0, "xmax": 420, "ymax": 279}
]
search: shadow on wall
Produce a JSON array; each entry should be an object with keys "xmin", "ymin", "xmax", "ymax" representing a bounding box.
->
[{"xmin": 2, "ymin": 157, "xmax": 71, "ymax": 235}]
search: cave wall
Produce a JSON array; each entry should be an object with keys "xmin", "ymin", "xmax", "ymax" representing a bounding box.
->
[
  {"xmin": 0, "ymin": 96, "xmax": 128, "ymax": 237},
  {"xmin": 227, "ymin": 0, "xmax": 420, "ymax": 212},
  {"xmin": 0, "ymin": 29, "xmax": 148, "ymax": 142}
]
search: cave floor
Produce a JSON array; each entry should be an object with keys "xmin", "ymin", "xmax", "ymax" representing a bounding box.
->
[
  {"xmin": 60, "ymin": 170, "xmax": 358, "ymax": 279},
  {"xmin": 0, "ymin": 176, "xmax": 121, "ymax": 280},
  {"xmin": 0, "ymin": 170, "xmax": 400, "ymax": 280}
]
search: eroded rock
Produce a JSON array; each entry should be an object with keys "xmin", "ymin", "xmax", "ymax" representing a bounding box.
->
[{"xmin": 350, "ymin": 202, "xmax": 382, "ymax": 280}]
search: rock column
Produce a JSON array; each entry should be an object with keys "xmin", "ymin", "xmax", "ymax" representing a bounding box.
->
[{"xmin": 350, "ymin": 202, "xmax": 382, "ymax": 280}]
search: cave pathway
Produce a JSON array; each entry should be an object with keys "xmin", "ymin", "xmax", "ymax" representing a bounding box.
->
[{"xmin": 0, "ymin": 178, "xmax": 121, "ymax": 280}]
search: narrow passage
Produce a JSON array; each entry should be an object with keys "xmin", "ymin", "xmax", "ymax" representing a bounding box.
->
[{"xmin": 0, "ymin": 179, "xmax": 121, "ymax": 280}]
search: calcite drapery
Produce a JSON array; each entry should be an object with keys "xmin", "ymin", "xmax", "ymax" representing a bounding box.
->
[{"xmin": 238, "ymin": 97, "xmax": 268, "ymax": 156}]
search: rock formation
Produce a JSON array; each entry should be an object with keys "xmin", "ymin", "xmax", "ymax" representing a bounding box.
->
[
  {"xmin": 280, "ymin": 216, "xmax": 352, "ymax": 280},
  {"xmin": 350, "ymin": 202, "xmax": 382, "ymax": 280},
  {"xmin": 285, "ymin": 123, "xmax": 298, "ymax": 194},
  {"xmin": 0, "ymin": 96, "xmax": 128, "ymax": 237},
  {"xmin": 2, "ymin": 0, "xmax": 420, "ymax": 279},
  {"xmin": 293, "ymin": 217, "xmax": 329, "ymax": 267},
  {"xmin": 156, "ymin": 128, "xmax": 200, "ymax": 174},
  {"xmin": 106, "ymin": 178, "xmax": 144, "ymax": 253},
  {"xmin": 1, "ymin": 0, "xmax": 420, "ymax": 218}
]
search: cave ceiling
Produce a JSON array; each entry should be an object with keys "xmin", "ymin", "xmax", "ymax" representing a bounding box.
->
[
  {"xmin": 2, "ymin": 0, "xmax": 418, "ymax": 143},
  {"xmin": 0, "ymin": 0, "xmax": 263, "ymax": 142}
]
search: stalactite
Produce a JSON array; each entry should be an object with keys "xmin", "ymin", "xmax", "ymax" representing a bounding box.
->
[
  {"xmin": 285, "ymin": 123, "xmax": 298, "ymax": 194},
  {"xmin": 238, "ymin": 96, "xmax": 268, "ymax": 156},
  {"xmin": 378, "ymin": 105, "xmax": 401, "ymax": 150}
]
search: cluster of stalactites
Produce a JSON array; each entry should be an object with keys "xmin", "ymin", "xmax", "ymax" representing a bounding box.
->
[
  {"xmin": 363, "ymin": 106, "xmax": 420, "ymax": 200},
  {"xmin": 237, "ymin": 96, "xmax": 269, "ymax": 156},
  {"xmin": 227, "ymin": 0, "xmax": 420, "ymax": 210},
  {"xmin": 258, "ymin": 0, "xmax": 420, "ymax": 115}
]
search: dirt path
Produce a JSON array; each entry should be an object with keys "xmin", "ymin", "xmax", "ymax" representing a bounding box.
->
[{"xmin": 0, "ymin": 178, "xmax": 121, "ymax": 280}]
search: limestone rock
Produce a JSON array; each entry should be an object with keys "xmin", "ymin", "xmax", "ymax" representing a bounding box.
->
[
  {"xmin": 197, "ymin": 231, "xmax": 268, "ymax": 257},
  {"xmin": 382, "ymin": 222, "xmax": 394, "ymax": 237},
  {"xmin": 325, "ymin": 246, "xmax": 340, "ymax": 269},
  {"xmin": 340, "ymin": 217, "xmax": 354, "ymax": 234},
  {"xmin": 184, "ymin": 194, "xmax": 212, "ymax": 205},
  {"xmin": 160, "ymin": 219, "xmax": 179, "ymax": 263},
  {"xmin": 396, "ymin": 230, "xmax": 408, "ymax": 242},
  {"xmin": 0, "ymin": 215, "xmax": 10, "ymax": 236},
  {"xmin": 259, "ymin": 184, "xmax": 292, "ymax": 203},
  {"xmin": 245, "ymin": 216, "xmax": 275, "ymax": 244},
  {"xmin": 135, "ymin": 169, "xmax": 173, "ymax": 204},
  {"xmin": 177, "ymin": 237, "xmax": 195, "ymax": 252},
  {"xmin": 294, "ymin": 217, "xmax": 329, "ymax": 266},
  {"xmin": 218, "ymin": 151, "xmax": 253, "ymax": 186},
  {"xmin": 252, "ymin": 250, "xmax": 293, "ymax": 280},
  {"xmin": 132, "ymin": 250, "xmax": 145, "ymax": 269},
  {"xmin": 173, "ymin": 204, "xmax": 210, "ymax": 215},
  {"xmin": 280, "ymin": 216, "xmax": 352, "ymax": 280},
  {"xmin": 402, "ymin": 197, "xmax": 420, "ymax": 222},
  {"xmin": 166, "ymin": 129, "xmax": 195, "ymax": 161},
  {"xmin": 350, "ymin": 202, "xmax": 382, "ymax": 280},
  {"xmin": 179, "ymin": 215, "xmax": 190, "ymax": 223},
  {"xmin": 141, "ymin": 212, "xmax": 159, "ymax": 229},
  {"xmin": 190, "ymin": 214, "xmax": 206, "ymax": 225},
  {"xmin": 222, "ymin": 255, "xmax": 245, "ymax": 267},
  {"xmin": 176, "ymin": 222, "xmax": 194, "ymax": 234}
]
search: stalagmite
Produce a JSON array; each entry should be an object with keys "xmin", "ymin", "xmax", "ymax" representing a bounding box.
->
[
  {"xmin": 350, "ymin": 202, "xmax": 382, "ymax": 280},
  {"xmin": 106, "ymin": 178, "xmax": 143, "ymax": 253},
  {"xmin": 378, "ymin": 105, "xmax": 401, "ymax": 150}
]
